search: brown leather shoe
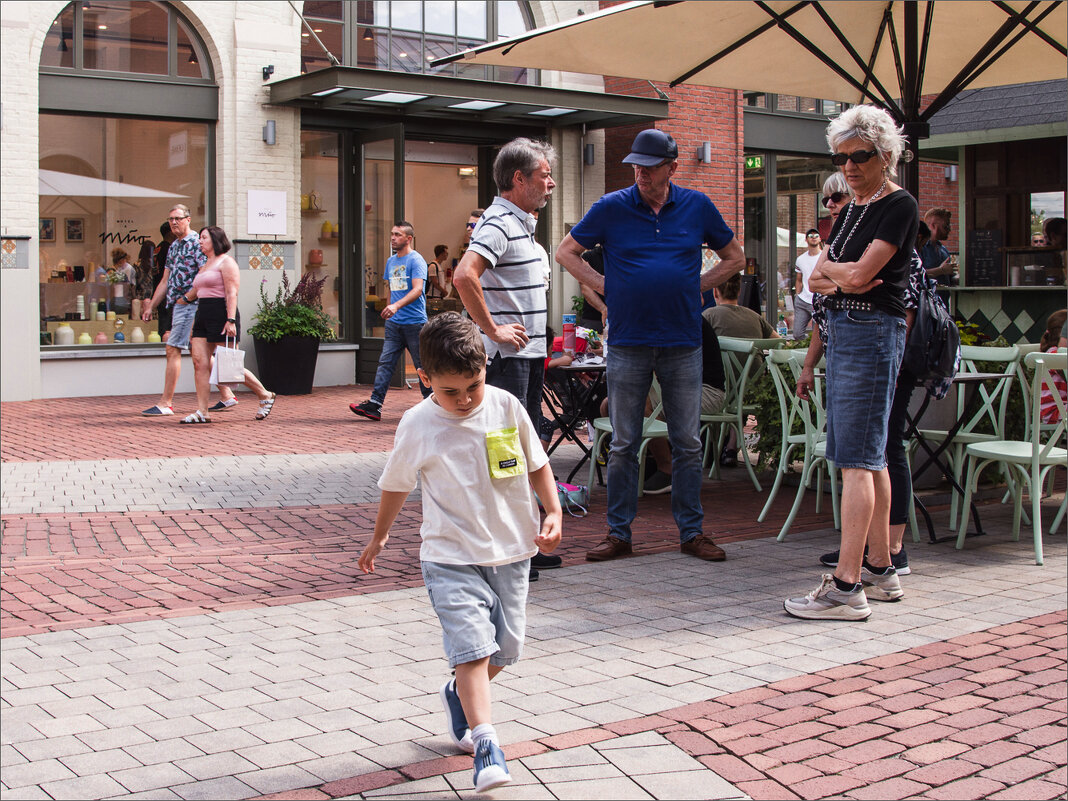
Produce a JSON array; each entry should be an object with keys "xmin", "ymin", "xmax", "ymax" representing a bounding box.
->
[
  {"xmin": 681, "ymin": 534, "xmax": 726, "ymax": 561},
  {"xmin": 586, "ymin": 535, "xmax": 633, "ymax": 562}
]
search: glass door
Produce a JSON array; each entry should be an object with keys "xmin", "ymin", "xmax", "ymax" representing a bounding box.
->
[{"xmin": 356, "ymin": 125, "xmax": 405, "ymax": 382}]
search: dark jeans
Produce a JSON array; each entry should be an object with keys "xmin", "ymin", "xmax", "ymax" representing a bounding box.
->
[
  {"xmin": 371, "ymin": 320, "xmax": 431, "ymax": 405},
  {"xmin": 486, "ymin": 355, "xmax": 544, "ymax": 428},
  {"xmin": 886, "ymin": 369, "xmax": 917, "ymax": 526}
]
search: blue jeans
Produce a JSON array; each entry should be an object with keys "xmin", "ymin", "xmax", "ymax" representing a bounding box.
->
[
  {"xmin": 485, "ymin": 356, "xmax": 544, "ymax": 428},
  {"xmin": 825, "ymin": 309, "xmax": 906, "ymax": 470},
  {"xmin": 371, "ymin": 320, "xmax": 431, "ymax": 405},
  {"xmin": 605, "ymin": 344, "xmax": 704, "ymax": 543}
]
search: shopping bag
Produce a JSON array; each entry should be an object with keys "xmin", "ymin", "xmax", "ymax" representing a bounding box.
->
[{"xmin": 211, "ymin": 337, "xmax": 245, "ymax": 385}]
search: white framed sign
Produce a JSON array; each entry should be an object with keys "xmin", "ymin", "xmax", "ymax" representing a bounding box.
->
[{"xmin": 247, "ymin": 190, "xmax": 287, "ymax": 236}]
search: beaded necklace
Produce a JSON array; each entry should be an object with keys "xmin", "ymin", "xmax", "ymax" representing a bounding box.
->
[{"xmin": 827, "ymin": 178, "xmax": 888, "ymax": 262}]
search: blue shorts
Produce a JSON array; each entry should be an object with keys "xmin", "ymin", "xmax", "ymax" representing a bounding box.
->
[
  {"xmin": 166, "ymin": 301, "xmax": 198, "ymax": 352},
  {"xmin": 421, "ymin": 559, "xmax": 529, "ymax": 669},
  {"xmin": 824, "ymin": 308, "xmax": 906, "ymax": 471}
]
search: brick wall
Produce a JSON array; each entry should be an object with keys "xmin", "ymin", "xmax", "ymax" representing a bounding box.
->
[{"xmin": 917, "ymin": 160, "xmax": 961, "ymax": 252}]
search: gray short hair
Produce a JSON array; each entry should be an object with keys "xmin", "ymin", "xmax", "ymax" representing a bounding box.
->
[
  {"xmin": 822, "ymin": 172, "xmax": 850, "ymax": 197},
  {"xmin": 826, "ymin": 105, "xmax": 907, "ymax": 177},
  {"xmin": 493, "ymin": 138, "xmax": 557, "ymax": 192},
  {"xmin": 169, "ymin": 204, "xmax": 191, "ymax": 219}
]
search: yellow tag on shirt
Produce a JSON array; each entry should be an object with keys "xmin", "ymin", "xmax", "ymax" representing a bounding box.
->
[{"xmin": 485, "ymin": 428, "xmax": 525, "ymax": 479}]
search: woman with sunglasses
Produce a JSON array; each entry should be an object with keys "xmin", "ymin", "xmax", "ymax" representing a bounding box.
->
[
  {"xmin": 784, "ymin": 105, "xmax": 918, "ymax": 622},
  {"xmin": 817, "ymin": 172, "xmax": 851, "ymax": 242}
]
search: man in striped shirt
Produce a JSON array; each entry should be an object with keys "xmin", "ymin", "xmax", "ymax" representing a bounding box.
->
[
  {"xmin": 454, "ymin": 138, "xmax": 554, "ymax": 429},
  {"xmin": 455, "ymin": 138, "xmax": 559, "ymax": 578}
]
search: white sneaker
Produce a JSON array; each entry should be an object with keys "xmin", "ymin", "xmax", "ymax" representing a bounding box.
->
[
  {"xmin": 862, "ymin": 568, "xmax": 904, "ymax": 602},
  {"xmin": 784, "ymin": 574, "xmax": 871, "ymax": 621}
]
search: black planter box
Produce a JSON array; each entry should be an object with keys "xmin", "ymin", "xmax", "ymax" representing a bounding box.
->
[{"xmin": 253, "ymin": 335, "xmax": 320, "ymax": 395}]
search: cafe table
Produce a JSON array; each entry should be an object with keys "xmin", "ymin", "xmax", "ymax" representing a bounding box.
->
[
  {"xmin": 905, "ymin": 371, "xmax": 1015, "ymax": 543},
  {"xmin": 541, "ymin": 359, "xmax": 607, "ymax": 483}
]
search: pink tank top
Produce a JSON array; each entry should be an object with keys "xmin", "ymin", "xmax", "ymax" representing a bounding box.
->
[{"xmin": 191, "ymin": 266, "xmax": 226, "ymax": 298}]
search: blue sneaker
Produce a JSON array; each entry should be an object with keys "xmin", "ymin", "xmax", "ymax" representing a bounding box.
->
[
  {"xmin": 473, "ymin": 739, "xmax": 511, "ymax": 793},
  {"xmin": 439, "ymin": 679, "xmax": 474, "ymax": 753}
]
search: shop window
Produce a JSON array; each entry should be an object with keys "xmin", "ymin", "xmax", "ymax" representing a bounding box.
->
[
  {"xmin": 300, "ymin": 132, "xmax": 343, "ymax": 339},
  {"xmin": 301, "ymin": 0, "xmax": 534, "ymax": 83},
  {"xmin": 39, "ymin": 115, "xmax": 210, "ymax": 345}
]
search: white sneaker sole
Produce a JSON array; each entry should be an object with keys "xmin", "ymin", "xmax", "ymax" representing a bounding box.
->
[
  {"xmin": 474, "ymin": 765, "xmax": 511, "ymax": 793},
  {"xmin": 783, "ymin": 601, "xmax": 871, "ymax": 621},
  {"xmin": 863, "ymin": 584, "xmax": 904, "ymax": 602}
]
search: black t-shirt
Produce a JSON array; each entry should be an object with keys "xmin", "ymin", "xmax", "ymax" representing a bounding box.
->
[
  {"xmin": 701, "ymin": 316, "xmax": 725, "ymax": 391},
  {"xmin": 826, "ymin": 189, "xmax": 917, "ymax": 318},
  {"xmin": 578, "ymin": 246, "xmax": 606, "ymax": 331}
]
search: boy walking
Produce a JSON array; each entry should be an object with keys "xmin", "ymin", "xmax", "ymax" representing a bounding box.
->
[
  {"xmin": 350, "ymin": 221, "xmax": 432, "ymax": 420},
  {"xmin": 358, "ymin": 312, "xmax": 562, "ymax": 793}
]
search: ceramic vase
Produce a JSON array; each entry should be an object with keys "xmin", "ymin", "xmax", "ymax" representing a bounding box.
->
[
  {"xmin": 55, "ymin": 323, "xmax": 75, "ymax": 346},
  {"xmin": 129, "ymin": 326, "xmax": 145, "ymax": 343}
]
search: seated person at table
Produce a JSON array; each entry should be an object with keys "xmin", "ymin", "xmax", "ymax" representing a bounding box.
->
[
  {"xmin": 643, "ymin": 316, "xmax": 728, "ymax": 494},
  {"xmin": 702, "ymin": 271, "xmax": 778, "ymax": 466},
  {"xmin": 539, "ymin": 329, "xmax": 606, "ymax": 447},
  {"xmin": 1039, "ymin": 309, "xmax": 1067, "ymax": 424}
]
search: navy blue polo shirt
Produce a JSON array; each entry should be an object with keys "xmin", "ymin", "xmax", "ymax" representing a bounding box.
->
[{"xmin": 569, "ymin": 183, "xmax": 733, "ymax": 347}]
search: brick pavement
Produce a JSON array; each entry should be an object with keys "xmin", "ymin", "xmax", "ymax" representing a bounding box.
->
[{"xmin": 2, "ymin": 388, "xmax": 1066, "ymax": 800}]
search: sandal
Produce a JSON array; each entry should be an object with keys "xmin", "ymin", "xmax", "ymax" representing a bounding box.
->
[
  {"xmin": 179, "ymin": 410, "xmax": 211, "ymax": 424},
  {"xmin": 256, "ymin": 393, "xmax": 276, "ymax": 420}
]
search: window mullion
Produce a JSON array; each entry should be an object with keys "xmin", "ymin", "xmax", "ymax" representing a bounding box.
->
[
  {"xmin": 73, "ymin": 3, "xmax": 83, "ymax": 71},
  {"xmin": 168, "ymin": 9, "xmax": 177, "ymax": 78}
]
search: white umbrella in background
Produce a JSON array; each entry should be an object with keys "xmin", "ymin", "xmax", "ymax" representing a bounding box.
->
[
  {"xmin": 38, "ymin": 169, "xmax": 185, "ymax": 199},
  {"xmin": 433, "ymin": 0, "xmax": 1067, "ymax": 194}
]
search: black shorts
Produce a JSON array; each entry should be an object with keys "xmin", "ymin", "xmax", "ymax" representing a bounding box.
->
[
  {"xmin": 191, "ymin": 297, "xmax": 240, "ymax": 343},
  {"xmin": 157, "ymin": 303, "xmax": 173, "ymax": 335}
]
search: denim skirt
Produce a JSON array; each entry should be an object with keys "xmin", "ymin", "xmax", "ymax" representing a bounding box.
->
[{"xmin": 824, "ymin": 308, "xmax": 906, "ymax": 471}]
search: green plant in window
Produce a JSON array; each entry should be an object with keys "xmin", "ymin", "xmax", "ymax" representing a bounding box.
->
[
  {"xmin": 247, "ymin": 272, "xmax": 337, "ymax": 343},
  {"xmin": 571, "ymin": 295, "xmax": 585, "ymax": 316},
  {"xmin": 750, "ymin": 336, "xmax": 812, "ymax": 471}
]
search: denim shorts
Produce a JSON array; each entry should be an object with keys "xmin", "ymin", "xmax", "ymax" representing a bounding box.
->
[
  {"xmin": 166, "ymin": 301, "xmax": 198, "ymax": 351},
  {"xmin": 824, "ymin": 308, "xmax": 906, "ymax": 471},
  {"xmin": 421, "ymin": 559, "xmax": 529, "ymax": 668}
]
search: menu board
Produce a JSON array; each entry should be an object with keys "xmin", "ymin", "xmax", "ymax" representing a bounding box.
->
[{"xmin": 966, "ymin": 228, "xmax": 1003, "ymax": 286}]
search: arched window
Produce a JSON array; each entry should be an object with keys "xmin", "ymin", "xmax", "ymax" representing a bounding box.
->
[
  {"xmin": 40, "ymin": 0, "xmax": 212, "ymax": 81},
  {"xmin": 300, "ymin": 1, "xmax": 535, "ymax": 84}
]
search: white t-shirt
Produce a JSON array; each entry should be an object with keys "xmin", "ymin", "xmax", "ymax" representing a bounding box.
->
[
  {"xmin": 377, "ymin": 385, "xmax": 549, "ymax": 566},
  {"xmin": 795, "ymin": 250, "xmax": 820, "ymax": 304}
]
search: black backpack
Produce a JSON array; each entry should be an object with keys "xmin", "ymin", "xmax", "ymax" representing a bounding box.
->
[{"xmin": 902, "ymin": 282, "xmax": 959, "ymax": 382}]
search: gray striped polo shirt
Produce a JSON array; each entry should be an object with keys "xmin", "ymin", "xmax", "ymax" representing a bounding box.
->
[{"xmin": 467, "ymin": 196, "xmax": 547, "ymax": 360}]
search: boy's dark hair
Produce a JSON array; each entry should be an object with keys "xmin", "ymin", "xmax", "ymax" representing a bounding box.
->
[
  {"xmin": 434, "ymin": 244, "xmax": 448, "ymax": 258},
  {"xmin": 419, "ymin": 312, "xmax": 486, "ymax": 377},
  {"xmin": 716, "ymin": 271, "xmax": 742, "ymax": 300}
]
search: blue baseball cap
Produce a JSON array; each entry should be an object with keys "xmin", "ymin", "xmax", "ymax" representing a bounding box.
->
[{"xmin": 622, "ymin": 129, "xmax": 678, "ymax": 167}]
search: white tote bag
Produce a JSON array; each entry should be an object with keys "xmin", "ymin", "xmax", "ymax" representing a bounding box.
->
[{"xmin": 210, "ymin": 337, "xmax": 245, "ymax": 385}]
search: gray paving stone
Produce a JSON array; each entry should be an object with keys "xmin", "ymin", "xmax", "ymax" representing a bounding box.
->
[
  {"xmin": 169, "ymin": 776, "xmax": 258, "ymax": 800},
  {"xmin": 124, "ymin": 738, "xmax": 206, "ymax": 766},
  {"xmin": 40, "ymin": 772, "xmax": 129, "ymax": 800},
  {"xmin": 110, "ymin": 763, "xmax": 196, "ymax": 794},
  {"xmin": 60, "ymin": 747, "xmax": 141, "ymax": 775},
  {"xmin": 232, "ymin": 764, "xmax": 321, "ymax": 795},
  {"xmin": 174, "ymin": 751, "xmax": 260, "ymax": 781}
]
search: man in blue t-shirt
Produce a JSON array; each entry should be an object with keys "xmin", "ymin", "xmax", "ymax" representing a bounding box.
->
[
  {"xmin": 350, "ymin": 221, "xmax": 432, "ymax": 420},
  {"xmin": 556, "ymin": 129, "xmax": 746, "ymax": 563}
]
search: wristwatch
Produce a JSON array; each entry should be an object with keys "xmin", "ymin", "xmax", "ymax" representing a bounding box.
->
[{"xmin": 226, "ymin": 317, "xmax": 237, "ymax": 323}]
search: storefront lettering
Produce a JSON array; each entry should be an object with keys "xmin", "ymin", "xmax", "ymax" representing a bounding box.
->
[{"xmin": 99, "ymin": 229, "xmax": 153, "ymax": 245}]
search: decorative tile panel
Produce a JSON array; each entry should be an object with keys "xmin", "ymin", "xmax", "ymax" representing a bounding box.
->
[
  {"xmin": 1, "ymin": 236, "xmax": 31, "ymax": 269},
  {"xmin": 233, "ymin": 240, "xmax": 295, "ymax": 271},
  {"xmin": 950, "ymin": 287, "xmax": 1065, "ymax": 344}
]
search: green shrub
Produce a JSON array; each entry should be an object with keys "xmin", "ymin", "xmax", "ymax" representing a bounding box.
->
[{"xmin": 247, "ymin": 272, "xmax": 337, "ymax": 343}]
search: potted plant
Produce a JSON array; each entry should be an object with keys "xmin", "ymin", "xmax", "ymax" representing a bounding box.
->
[{"xmin": 248, "ymin": 272, "xmax": 337, "ymax": 395}]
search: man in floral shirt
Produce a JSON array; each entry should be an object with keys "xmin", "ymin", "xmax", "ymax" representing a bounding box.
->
[{"xmin": 140, "ymin": 204, "xmax": 234, "ymax": 416}]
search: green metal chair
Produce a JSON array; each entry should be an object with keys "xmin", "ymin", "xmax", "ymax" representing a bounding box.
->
[
  {"xmin": 587, "ymin": 378, "xmax": 669, "ymax": 498},
  {"xmin": 757, "ymin": 348, "xmax": 841, "ymax": 541},
  {"xmin": 956, "ymin": 351, "xmax": 1067, "ymax": 565},
  {"xmin": 915, "ymin": 344, "xmax": 1020, "ymax": 528},
  {"xmin": 700, "ymin": 336, "xmax": 784, "ymax": 491}
]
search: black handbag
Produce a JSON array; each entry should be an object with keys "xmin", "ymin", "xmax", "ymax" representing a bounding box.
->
[{"xmin": 902, "ymin": 283, "xmax": 959, "ymax": 382}]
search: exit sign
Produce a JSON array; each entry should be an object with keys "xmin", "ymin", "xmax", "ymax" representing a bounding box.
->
[{"xmin": 745, "ymin": 155, "xmax": 763, "ymax": 170}]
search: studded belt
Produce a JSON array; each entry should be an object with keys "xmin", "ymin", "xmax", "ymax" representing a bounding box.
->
[{"xmin": 823, "ymin": 295, "xmax": 875, "ymax": 312}]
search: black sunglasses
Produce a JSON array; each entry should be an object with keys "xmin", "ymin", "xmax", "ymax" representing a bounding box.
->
[
  {"xmin": 830, "ymin": 149, "xmax": 879, "ymax": 166},
  {"xmin": 821, "ymin": 192, "xmax": 848, "ymax": 208}
]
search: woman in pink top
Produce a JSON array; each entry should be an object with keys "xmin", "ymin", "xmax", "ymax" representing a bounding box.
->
[{"xmin": 178, "ymin": 226, "xmax": 276, "ymax": 423}]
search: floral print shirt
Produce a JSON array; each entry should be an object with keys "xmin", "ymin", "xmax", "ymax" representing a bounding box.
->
[{"xmin": 164, "ymin": 232, "xmax": 206, "ymax": 306}]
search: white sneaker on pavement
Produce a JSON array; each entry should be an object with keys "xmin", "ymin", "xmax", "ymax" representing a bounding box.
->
[{"xmin": 784, "ymin": 574, "xmax": 872, "ymax": 621}]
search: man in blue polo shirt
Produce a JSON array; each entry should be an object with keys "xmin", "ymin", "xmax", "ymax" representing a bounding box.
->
[
  {"xmin": 556, "ymin": 129, "xmax": 746, "ymax": 562},
  {"xmin": 350, "ymin": 221, "xmax": 432, "ymax": 420}
]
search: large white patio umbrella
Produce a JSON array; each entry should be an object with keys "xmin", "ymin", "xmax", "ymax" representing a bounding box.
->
[
  {"xmin": 434, "ymin": 0, "xmax": 1066, "ymax": 193},
  {"xmin": 39, "ymin": 169, "xmax": 185, "ymax": 199}
]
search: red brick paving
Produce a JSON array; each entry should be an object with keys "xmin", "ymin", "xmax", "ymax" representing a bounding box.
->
[
  {"xmin": 0, "ymin": 385, "xmax": 419, "ymax": 461},
  {"xmin": 255, "ymin": 611, "xmax": 1066, "ymax": 801}
]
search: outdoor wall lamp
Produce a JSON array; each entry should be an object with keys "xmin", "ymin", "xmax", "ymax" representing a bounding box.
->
[
  {"xmin": 697, "ymin": 141, "xmax": 712, "ymax": 164},
  {"xmin": 584, "ymin": 143, "xmax": 595, "ymax": 166},
  {"xmin": 944, "ymin": 164, "xmax": 958, "ymax": 181},
  {"xmin": 262, "ymin": 64, "xmax": 275, "ymax": 80},
  {"xmin": 262, "ymin": 120, "xmax": 276, "ymax": 146}
]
